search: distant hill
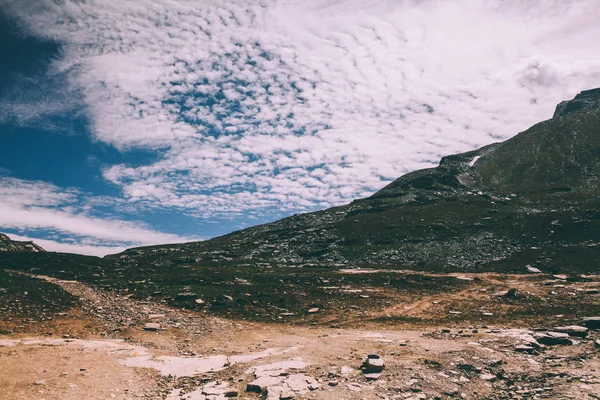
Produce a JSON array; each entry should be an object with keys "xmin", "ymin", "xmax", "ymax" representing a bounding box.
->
[
  {"xmin": 0, "ymin": 233, "xmax": 45, "ymax": 253},
  {"xmin": 106, "ymin": 89, "xmax": 600, "ymax": 274}
]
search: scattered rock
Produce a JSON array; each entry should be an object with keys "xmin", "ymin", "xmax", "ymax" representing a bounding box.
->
[{"xmin": 143, "ymin": 323, "xmax": 161, "ymax": 331}]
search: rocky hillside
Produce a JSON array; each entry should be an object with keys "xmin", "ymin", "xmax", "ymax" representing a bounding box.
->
[
  {"xmin": 104, "ymin": 89, "xmax": 599, "ymax": 274},
  {"xmin": 0, "ymin": 233, "xmax": 44, "ymax": 253}
]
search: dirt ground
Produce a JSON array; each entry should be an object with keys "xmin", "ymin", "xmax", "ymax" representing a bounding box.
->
[{"xmin": 1, "ymin": 272, "xmax": 600, "ymax": 400}]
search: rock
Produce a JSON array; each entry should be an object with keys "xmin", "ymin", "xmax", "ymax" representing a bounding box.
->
[
  {"xmin": 308, "ymin": 308, "xmax": 319, "ymax": 313},
  {"xmin": 554, "ymin": 88, "xmax": 600, "ymax": 117},
  {"xmin": 583, "ymin": 317, "xmax": 600, "ymax": 329},
  {"xmin": 175, "ymin": 292, "xmax": 198, "ymax": 301},
  {"xmin": 33, "ymin": 380, "xmax": 45, "ymax": 386},
  {"xmin": 222, "ymin": 295, "xmax": 234, "ymax": 302},
  {"xmin": 553, "ymin": 325, "xmax": 588, "ymax": 337},
  {"xmin": 480, "ymin": 373, "xmax": 496, "ymax": 381},
  {"xmin": 553, "ymin": 274, "xmax": 568, "ymax": 280},
  {"xmin": 195, "ymin": 299, "xmax": 205, "ymax": 304},
  {"xmin": 534, "ymin": 331, "xmax": 572, "ymax": 346},
  {"xmin": 514, "ymin": 345, "xmax": 535, "ymax": 354},
  {"xmin": 148, "ymin": 314, "xmax": 166, "ymax": 320},
  {"xmin": 364, "ymin": 373, "xmax": 382, "ymax": 381},
  {"xmin": 285, "ymin": 374, "xmax": 319, "ymax": 392},
  {"xmin": 527, "ymin": 266, "xmax": 542, "ymax": 273},
  {"xmin": 143, "ymin": 322, "xmax": 161, "ymax": 331},
  {"xmin": 279, "ymin": 389, "xmax": 295, "ymax": 399},
  {"xmin": 361, "ymin": 354, "xmax": 385, "ymax": 374},
  {"xmin": 595, "ymin": 340, "xmax": 600, "ymax": 348},
  {"xmin": 247, "ymin": 376, "xmax": 283, "ymax": 393},
  {"xmin": 585, "ymin": 289, "xmax": 599, "ymax": 295}
]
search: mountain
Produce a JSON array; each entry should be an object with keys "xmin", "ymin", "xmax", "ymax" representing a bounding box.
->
[
  {"xmin": 96, "ymin": 89, "xmax": 600, "ymax": 273},
  {"xmin": 0, "ymin": 233, "xmax": 45, "ymax": 253}
]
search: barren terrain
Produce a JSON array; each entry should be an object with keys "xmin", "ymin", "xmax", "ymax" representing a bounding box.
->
[{"xmin": 2, "ymin": 270, "xmax": 600, "ymax": 400}]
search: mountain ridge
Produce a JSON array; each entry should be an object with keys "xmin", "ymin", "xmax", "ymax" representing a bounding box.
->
[{"xmin": 107, "ymin": 88, "xmax": 600, "ymax": 274}]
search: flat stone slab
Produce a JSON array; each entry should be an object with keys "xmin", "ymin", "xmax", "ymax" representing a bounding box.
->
[
  {"xmin": 247, "ymin": 376, "xmax": 284, "ymax": 393},
  {"xmin": 553, "ymin": 325, "xmax": 589, "ymax": 337},
  {"xmin": 143, "ymin": 323, "xmax": 161, "ymax": 331}
]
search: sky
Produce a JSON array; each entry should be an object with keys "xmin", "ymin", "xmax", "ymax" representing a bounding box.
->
[{"xmin": 1, "ymin": 0, "xmax": 599, "ymax": 256}]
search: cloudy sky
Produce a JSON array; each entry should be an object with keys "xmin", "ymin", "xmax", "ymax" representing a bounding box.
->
[{"xmin": 1, "ymin": 0, "xmax": 599, "ymax": 256}]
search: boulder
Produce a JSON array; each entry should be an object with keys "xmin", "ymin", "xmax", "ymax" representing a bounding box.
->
[
  {"xmin": 361, "ymin": 355, "xmax": 385, "ymax": 374},
  {"xmin": 534, "ymin": 331, "xmax": 571, "ymax": 346},
  {"xmin": 583, "ymin": 317, "xmax": 600, "ymax": 329},
  {"xmin": 553, "ymin": 325, "xmax": 588, "ymax": 337}
]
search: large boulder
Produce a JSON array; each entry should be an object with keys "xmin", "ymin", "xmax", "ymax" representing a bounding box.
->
[{"xmin": 553, "ymin": 325, "xmax": 588, "ymax": 337}]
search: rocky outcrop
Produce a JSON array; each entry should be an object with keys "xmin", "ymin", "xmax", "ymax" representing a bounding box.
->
[
  {"xmin": 554, "ymin": 88, "xmax": 600, "ymax": 117},
  {"xmin": 0, "ymin": 233, "xmax": 45, "ymax": 253}
]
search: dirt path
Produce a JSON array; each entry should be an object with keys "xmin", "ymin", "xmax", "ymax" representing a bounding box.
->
[{"xmin": 2, "ymin": 272, "xmax": 600, "ymax": 400}]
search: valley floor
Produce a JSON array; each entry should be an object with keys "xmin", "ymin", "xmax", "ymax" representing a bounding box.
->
[{"xmin": 1, "ymin": 271, "xmax": 600, "ymax": 400}]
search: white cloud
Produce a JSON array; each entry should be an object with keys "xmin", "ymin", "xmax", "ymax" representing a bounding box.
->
[
  {"xmin": 3, "ymin": 0, "xmax": 600, "ymax": 223},
  {"xmin": 0, "ymin": 177, "xmax": 193, "ymax": 256}
]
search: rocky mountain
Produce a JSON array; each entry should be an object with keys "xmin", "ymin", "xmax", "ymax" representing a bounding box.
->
[
  {"xmin": 0, "ymin": 233, "xmax": 44, "ymax": 253},
  {"xmin": 108, "ymin": 89, "xmax": 600, "ymax": 274}
]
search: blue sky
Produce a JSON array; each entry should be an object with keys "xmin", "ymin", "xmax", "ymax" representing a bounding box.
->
[{"xmin": 1, "ymin": 0, "xmax": 599, "ymax": 256}]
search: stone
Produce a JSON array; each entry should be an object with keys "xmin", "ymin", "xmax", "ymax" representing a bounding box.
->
[
  {"xmin": 361, "ymin": 355, "xmax": 385, "ymax": 373},
  {"xmin": 285, "ymin": 374, "xmax": 319, "ymax": 392},
  {"xmin": 514, "ymin": 345, "xmax": 535, "ymax": 354},
  {"xmin": 279, "ymin": 389, "xmax": 295, "ymax": 399},
  {"xmin": 308, "ymin": 308, "xmax": 319, "ymax": 313},
  {"xmin": 247, "ymin": 376, "xmax": 284, "ymax": 393},
  {"xmin": 534, "ymin": 331, "xmax": 571, "ymax": 346},
  {"xmin": 553, "ymin": 325, "xmax": 588, "ymax": 337},
  {"xmin": 222, "ymin": 295, "xmax": 234, "ymax": 302},
  {"xmin": 583, "ymin": 317, "xmax": 600, "ymax": 329},
  {"xmin": 195, "ymin": 299, "xmax": 205, "ymax": 304},
  {"xmin": 553, "ymin": 274, "xmax": 568, "ymax": 280},
  {"xmin": 143, "ymin": 323, "xmax": 161, "ymax": 331},
  {"xmin": 364, "ymin": 373, "xmax": 382, "ymax": 381},
  {"xmin": 480, "ymin": 374, "xmax": 496, "ymax": 381},
  {"xmin": 527, "ymin": 266, "xmax": 542, "ymax": 273},
  {"xmin": 148, "ymin": 314, "xmax": 166, "ymax": 320},
  {"xmin": 175, "ymin": 292, "xmax": 198, "ymax": 301},
  {"xmin": 33, "ymin": 380, "xmax": 45, "ymax": 386}
]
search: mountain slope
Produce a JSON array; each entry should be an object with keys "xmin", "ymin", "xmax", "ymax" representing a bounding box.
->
[
  {"xmin": 110, "ymin": 89, "xmax": 600, "ymax": 274},
  {"xmin": 0, "ymin": 233, "xmax": 45, "ymax": 253}
]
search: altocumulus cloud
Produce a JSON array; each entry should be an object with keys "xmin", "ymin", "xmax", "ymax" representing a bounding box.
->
[{"xmin": 2, "ymin": 0, "xmax": 600, "ymax": 252}]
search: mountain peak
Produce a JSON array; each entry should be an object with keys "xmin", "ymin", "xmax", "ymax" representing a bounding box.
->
[{"xmin": 553, "ymin": 88, "xmax": 600, "ymax": 118}]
